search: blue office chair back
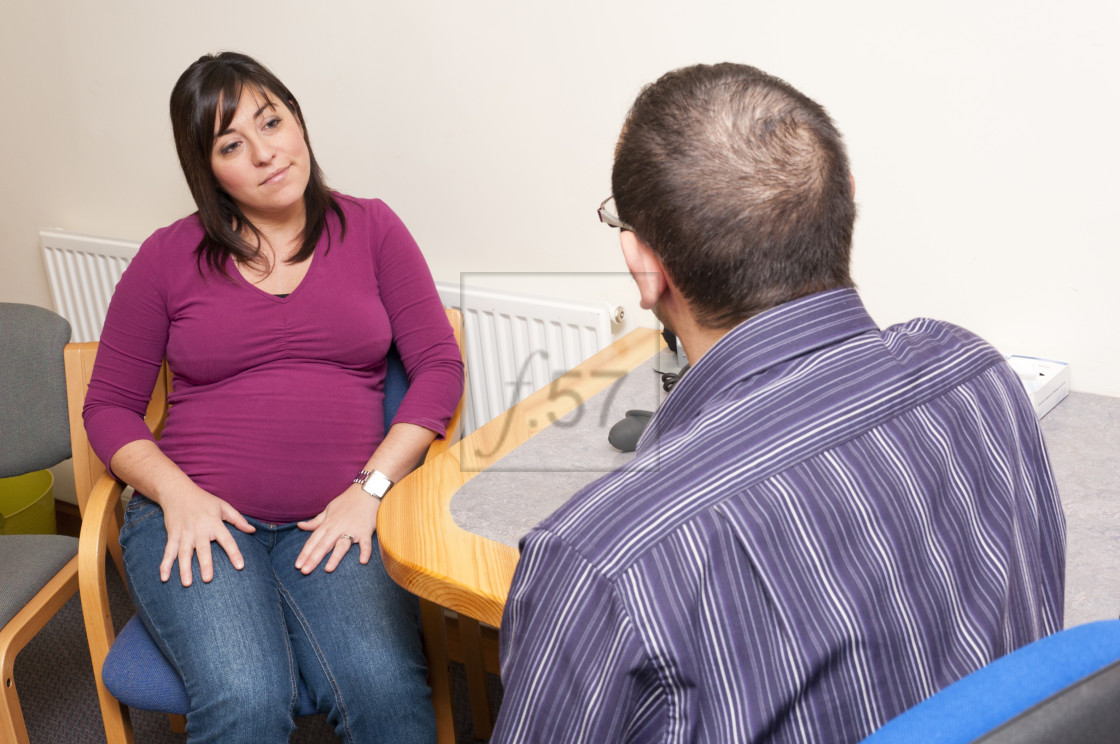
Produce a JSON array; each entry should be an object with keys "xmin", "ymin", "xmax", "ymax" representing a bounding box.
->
[
  {"xmin": 102, "ymin": 346, "xmax": 413, "ymax": 716},
  {"xmin": 860, "ymin": 619, "xmax": 1120, "ymax": 744}
]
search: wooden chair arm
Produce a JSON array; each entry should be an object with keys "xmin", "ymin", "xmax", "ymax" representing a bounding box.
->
[
  {"xmin": 78, "ymin": 472, "xmax": 128, "ymax": 685},
  {"xmin": 427, "ymin": 437, "xmax": 451, "ymax": 459}
]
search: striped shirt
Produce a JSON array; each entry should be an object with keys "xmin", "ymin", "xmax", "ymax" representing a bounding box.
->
[{"xmin": 493, "ymin": 288, "xmax": 1065, "ymax": 744}]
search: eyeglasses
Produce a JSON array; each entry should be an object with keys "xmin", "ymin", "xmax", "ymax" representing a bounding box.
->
[{"xmin": 597, "ymin": 196, "xmax": 634, "ymax": 232}]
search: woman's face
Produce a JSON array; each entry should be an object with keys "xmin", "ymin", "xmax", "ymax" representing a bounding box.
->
[{"xmin": 210, "ymin": 86, "xmax": 311, "ymax": 227}]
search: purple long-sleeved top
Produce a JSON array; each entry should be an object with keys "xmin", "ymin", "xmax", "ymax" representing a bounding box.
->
[
  {"xmin": 84, "ymin": 196, "xmax": 463, "ymax": 522},
  {"xmin": 494, "ymin": 288, "xmax": 1065, "ymax": 744}
]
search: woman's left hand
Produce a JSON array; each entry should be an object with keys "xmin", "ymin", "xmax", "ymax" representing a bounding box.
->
[{"xmin": 295, "ymin": 485, "xmax": 379, "ymax": 574}]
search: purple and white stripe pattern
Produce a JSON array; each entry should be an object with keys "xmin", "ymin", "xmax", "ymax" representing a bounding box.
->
[{"xmin": 493, "ymin": 288, "xmax": 1065, "ymax": 744}]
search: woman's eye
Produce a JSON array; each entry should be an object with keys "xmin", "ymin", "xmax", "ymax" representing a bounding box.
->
[
  {"xmin": 264, "ymin": 117, "xmax": 282, "ymax": 130},
  {"xmin": 219, "ymin": 141, "xmax": 241, "ymax": 156}
]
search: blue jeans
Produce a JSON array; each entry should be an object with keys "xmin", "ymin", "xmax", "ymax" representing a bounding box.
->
[{"xmin": 120, "ymin": 495, "xmax": 436, "ymax": 744}]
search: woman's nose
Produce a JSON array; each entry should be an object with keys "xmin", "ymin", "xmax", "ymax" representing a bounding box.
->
[{"xmin": 249, "ymin": 137, "xmax": 275, "ymax": 166}]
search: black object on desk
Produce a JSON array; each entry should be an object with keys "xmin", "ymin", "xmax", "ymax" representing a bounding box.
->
[
  {"xmin": 607, "ymin": 359, "xmax": 689, "ymax": 452},
  {"xmin": 608, "ymin": 409, "xmax": 653, "ymax": 453}
]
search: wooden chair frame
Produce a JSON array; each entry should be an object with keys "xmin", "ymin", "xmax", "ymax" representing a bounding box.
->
[{"xmin": 0, "ymin": 553, "xmax": 79, "ymax": 744}]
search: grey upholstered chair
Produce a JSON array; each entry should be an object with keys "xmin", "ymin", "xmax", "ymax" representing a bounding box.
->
[{"xmin": 0, "ymin": 302, "xmax": 79, "ymax": 744}]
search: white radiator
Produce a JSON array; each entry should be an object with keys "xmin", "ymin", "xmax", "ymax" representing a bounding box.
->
[
  {"xmin": 39, "ymin": 229, "xmax": 614, "ymax": 435},
  {"xmin": 440, "ymin": 280, "xmax": 613, "ymax": 434},
  {"xmin": 40, "ymin": 229, "xmax": 138, "ymax": 345}
]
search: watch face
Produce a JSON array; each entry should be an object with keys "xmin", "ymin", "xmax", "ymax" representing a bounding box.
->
[{"xmin": 362, "ymin": 471, "xmax": 393, "ymax": 499}]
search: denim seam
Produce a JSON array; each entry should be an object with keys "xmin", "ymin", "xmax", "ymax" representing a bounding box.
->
[
  {"xmin": 275, "ymin": 572, "xmax": 356, "ymax": 742},
  {"xmin": 119, "ymin": 498, "xmax": 163, "ymax": 539},
  {"xmin": 248, "ymin": 521, "xmax": 303, "ymax": 720},
  {"xmin": 270, "ymin": 576, "xmax": 302, "ymax": 719}
]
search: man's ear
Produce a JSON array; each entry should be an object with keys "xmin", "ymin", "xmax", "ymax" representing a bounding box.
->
[{"xmin": 620, "ymin": 231, "xmax": 667, "ymax": 311}]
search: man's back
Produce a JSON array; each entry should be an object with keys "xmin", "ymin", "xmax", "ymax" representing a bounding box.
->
[{"xmin": 494, "ymin": 288, "xmax": 1064, "ymax": 743}]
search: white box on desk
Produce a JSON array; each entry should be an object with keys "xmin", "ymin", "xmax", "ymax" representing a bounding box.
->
[{"xmin": 1005, "ymin": 355, "xmax": 1070, "ymax": 419}]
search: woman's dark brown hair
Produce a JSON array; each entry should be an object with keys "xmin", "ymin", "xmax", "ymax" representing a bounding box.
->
[{"xmin": 170, "ymin": 52, "xmax": 345, "ymax": 275}]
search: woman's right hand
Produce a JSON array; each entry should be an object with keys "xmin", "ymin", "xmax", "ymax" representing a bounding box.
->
[
  {"xmin": 157, "ymin": 486, "xmax": 256, "ymax": 587},
  {"xmin": 110, "ymin": 439, "xmax": 256, "ymax": 587}
]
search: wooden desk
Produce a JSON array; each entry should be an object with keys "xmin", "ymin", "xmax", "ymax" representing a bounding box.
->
[{"xmin": 378, "ymin": 327, "xmax": 665, "ymax": 629}]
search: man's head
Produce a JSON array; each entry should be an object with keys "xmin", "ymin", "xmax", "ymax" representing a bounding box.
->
[{"xmin": 611, "ymin": 63, "xmax": 856, "ymax": 329}]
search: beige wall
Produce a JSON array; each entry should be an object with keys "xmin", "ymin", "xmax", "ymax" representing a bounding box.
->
[{"xmin": 4, "ymin": 0, "xmax": 1118, "ymax": 395}]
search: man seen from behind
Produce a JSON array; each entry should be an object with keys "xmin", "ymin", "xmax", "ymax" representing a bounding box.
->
[{"xmin": 492, "ymin": 62, "xmax": 1065, "ymax": 744}]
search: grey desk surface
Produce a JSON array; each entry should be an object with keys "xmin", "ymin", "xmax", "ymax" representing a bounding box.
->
[
  {"xmin": 1038, "ymin": 392, "xmax": 1120, "ymax": 627},
  {"xmin": 450, "ymin": 349, "xmax": 671, "ymax": 548},
  {"xmin": 451, "ymin": 363, "xmax": 1120, "ymax": 628}
]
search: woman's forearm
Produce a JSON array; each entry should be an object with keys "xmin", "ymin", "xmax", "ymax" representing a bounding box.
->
[
  {"xmin": 109, "ymin": 439, "xmax": 204, "ymax": 507},
  {"xmin": 362, "ymin": 422, "xmax": 438, "ymax": 483}
]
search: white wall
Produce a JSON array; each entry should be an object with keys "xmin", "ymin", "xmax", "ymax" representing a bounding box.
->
[{"xmin": 4, "ymin": 0, "xmax": 1118, "ymax": 395}]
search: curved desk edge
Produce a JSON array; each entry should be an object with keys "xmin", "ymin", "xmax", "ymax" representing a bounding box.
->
[{"xmin": 378, "ymin": 327, "xmax": 665, "ymax": 629}]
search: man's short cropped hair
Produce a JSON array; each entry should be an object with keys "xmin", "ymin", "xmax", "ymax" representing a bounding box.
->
[{"xmin": 612, "ymin": 63, "xmax": 857, "ymax": 328}]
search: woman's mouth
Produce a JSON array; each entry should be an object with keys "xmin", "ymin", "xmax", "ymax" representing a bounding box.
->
[{"xmin": 260, "ymin": 166, "xmax": 289, "ymax": 186}]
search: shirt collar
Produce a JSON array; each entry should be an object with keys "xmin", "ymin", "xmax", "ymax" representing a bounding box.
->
[{"xmin": 638, "ymin": 288, "xmax": 879, "ymax": 450}]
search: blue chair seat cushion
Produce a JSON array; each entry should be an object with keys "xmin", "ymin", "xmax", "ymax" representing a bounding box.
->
[{"xmin": 104, "ymin": 615, "xmax": 316, "ymax": 716}]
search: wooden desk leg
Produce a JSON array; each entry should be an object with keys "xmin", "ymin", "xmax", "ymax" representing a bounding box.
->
[
  {"xmin": 458, "ymin": 614, "xmax": 494, "ymax": 739},
  {"xmin": 419, "ymin": 599, "xmax": 455, "ymax": 744}
]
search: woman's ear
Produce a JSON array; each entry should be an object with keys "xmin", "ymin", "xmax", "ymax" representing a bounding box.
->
[{"xmin": 620, "ymin": 231, "xmax": 667, "ymax": 311}]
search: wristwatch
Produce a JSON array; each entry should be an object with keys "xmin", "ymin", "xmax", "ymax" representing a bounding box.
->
[{"xmin": 352, "ymin": 469, "xmax": 394, "ymax": 501}]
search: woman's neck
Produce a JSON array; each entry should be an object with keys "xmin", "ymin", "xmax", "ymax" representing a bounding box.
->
[
  {"xmin": 242, "ymin": 195, "xmax": 306, "ymax": 242},
  {"xmin": 234, "ymin": 205, "xmax": 311, "ymax": 292}
]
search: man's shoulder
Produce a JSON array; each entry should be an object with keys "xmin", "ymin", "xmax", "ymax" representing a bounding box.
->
[
  {"xmin": 531, "ymin": 415, "xmax": 747, "ymax": 578},
  {"xmin": 531, "ymin": 309, "xmax": 1014, "ymax": 574},
  {"xmin": 881, "ymin": 315, "xmax": 996, "ymax": 360}
]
